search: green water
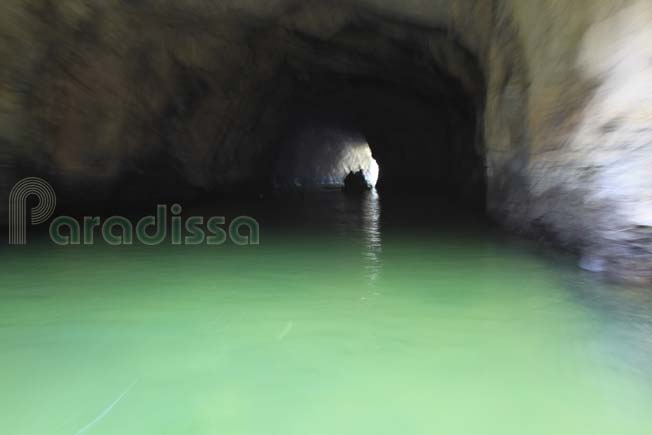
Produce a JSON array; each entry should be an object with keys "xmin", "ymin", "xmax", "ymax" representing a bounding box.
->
[{"xmin": 1, "ymin": 193, "xmax": 652, "ymax": 435}]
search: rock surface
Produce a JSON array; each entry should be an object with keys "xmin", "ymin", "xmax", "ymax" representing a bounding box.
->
[{"xmin": 0, "ymin": 0, "xmax": 651, "ymax": 281}]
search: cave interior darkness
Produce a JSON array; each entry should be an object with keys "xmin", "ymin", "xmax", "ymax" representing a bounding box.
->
[
  {"xmin": 259, "ymin": 22, "xmax": 487, "ymax": 214},
  {"xmin": 40, "ymin": 16, "xmax": 489, "ymax": 222},
  {"xmin": 271, "ymin": 73, "xmax": 485, "ymax": 209},
  {"xmin": 196, "ymin": 21, "xmax": 485, "ymax": 217}
]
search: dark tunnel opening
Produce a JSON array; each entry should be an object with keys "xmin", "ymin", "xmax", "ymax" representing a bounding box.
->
[
  {"xmin": 11, "ymin": 13, "xmax": 490, "ymax": 226},
  {"xmin": 253, "ymin": 18, "xmax": 489, "ymax": 219},
  {"xmin": 270, "ymin": 71, "xmax": 486, "ymax": 214}
]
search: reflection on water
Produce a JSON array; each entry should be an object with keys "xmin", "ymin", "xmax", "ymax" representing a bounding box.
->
[
  {"xmin": 362, "ymin": 189, "xmax": 382, "ymax": 285},
  {"xmin": 0, "ymin": 193, "xmax": 651, "ymax": 435}
]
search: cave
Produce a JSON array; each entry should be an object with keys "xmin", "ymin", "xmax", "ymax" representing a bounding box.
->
[
  {"xmin": 272, "ymin": 70, "xmax": 484, "ymax": 209},
  {"xmin": 9, "ymin": 7, "xmax": 491, "ymax": 223},
  {"xmin": 2, "ymin": 0, "xmax": 648, "ymax": 281},
  {"xmin": 2, "ymin": 1, "xmax": 652, "ymax": 433}
]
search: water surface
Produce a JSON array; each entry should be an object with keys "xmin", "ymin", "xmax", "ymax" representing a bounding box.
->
[{"xmin": 1, "ymin": 193, "xmax": 652, "ymax": 434}]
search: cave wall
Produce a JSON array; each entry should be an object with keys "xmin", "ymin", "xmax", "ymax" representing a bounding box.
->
[
  {"xmin": 485, "ymin": 0, "xmax": 652, "ymax": 281},
  {"xmin": 0, "ymin": 0, "xmax": 488, "ymax": 203},
  {"xmin": 1, "ymin": 0, "xmax": 651, "ymax": 281}
]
